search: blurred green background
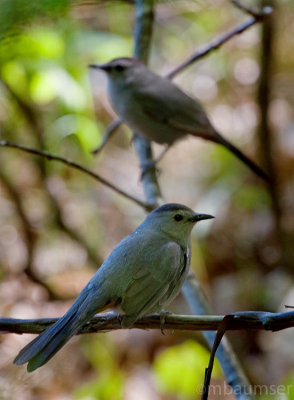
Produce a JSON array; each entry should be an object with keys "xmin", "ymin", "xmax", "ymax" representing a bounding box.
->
[{"xmin": 0, "ymin": 0, "xmax": 294, "ymax": 399}]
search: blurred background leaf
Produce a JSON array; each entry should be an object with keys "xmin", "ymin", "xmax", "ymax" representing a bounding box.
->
[
  {"xmin": 0, "ymin": 0, "xmax": 294, "ymax": 399},
  {"xmin": 153, "ymin": 340, "xmax": 222, "ymax": 399}
]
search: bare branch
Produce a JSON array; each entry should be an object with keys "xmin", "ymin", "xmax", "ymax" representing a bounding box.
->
[
  {"xmin": 0, "ymin": 169, "xmax": 68, "ymax": 300},
  {"xmin": 1, "ymin": 310, "xmax": 294, "ymax": 335},
  {"xmin": 92, "ymin": 117, "xmax": 123, "ymax": 155},
  {"xmin": 133, "ymin": 0, "xmax": 162, "ymax": 206},
  {"xmin": 167, "ymin": 4, "xmax": 273, "ymax": 79},
  {"xmin": 0, "ymin": 78, "xmax": 43, "ymax": 138},
  {"xmin": 255, "ymin": 0, "xmax": 287, "ymax": 267},
  {"xmin": 0, "ymin": 80, "xmax": 103, "ymax": 266},
  {"xmin": 202, "ymin": 315, "xmax": 233, "ymax": 400},
  {"xmin": 232, "ymin": 0, "xmax": 273, "ymax": 19},
  {"xmin": 0, "ymin": 171, "xmax": 58, "ymax": 300},
  {"xmin": 0, "ymin": 141, "xmax": 152, "ymax": 211}
]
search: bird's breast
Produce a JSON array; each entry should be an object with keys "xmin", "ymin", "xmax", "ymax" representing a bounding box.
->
[{"xmin": 160, "ymin": 246, "xmax": 190, "ymax": 308}]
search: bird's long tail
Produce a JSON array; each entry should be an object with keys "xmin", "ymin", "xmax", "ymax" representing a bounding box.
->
[
  {"xmin": 14, "ymin": 287, "xmax": 109, "ymax": 372},
  {"xmin": 214, "ymin": 134, "xmax": 270, "ymax": 182}
]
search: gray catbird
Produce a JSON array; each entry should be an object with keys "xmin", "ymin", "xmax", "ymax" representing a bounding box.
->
[
  {"xmin": 90, "ymin": 58, "xmax": 268, "ymax": 181},
  {"xmin": 14, "ymin": 203, "xmax": 213, "ymax": 372}
]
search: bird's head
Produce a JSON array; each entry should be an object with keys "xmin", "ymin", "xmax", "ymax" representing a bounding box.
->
[
  {"xmin": 144, "ymin": 203, "xmax": 214, "ymax": 244},
  {"xmin": 89, "ymin": 57, "xmax": 143, "ymax": 83}
]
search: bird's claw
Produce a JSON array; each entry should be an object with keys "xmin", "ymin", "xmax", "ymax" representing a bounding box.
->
[
  {"xmin": 159, "ymin": 310, "xmax": 171, "ymax": 335},
  {"xmin": 118, "ymin": 314, "xmax": 124, "ymax": 328}
]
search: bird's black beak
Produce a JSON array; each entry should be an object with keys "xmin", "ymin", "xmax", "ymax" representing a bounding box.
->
[
  {"xmin": 88, "ymin": 63, "xmax": 111, "ymax": 71},
  {"xmin": 190, "ymin": 213, "xmax": 214, "ymax": 223}
]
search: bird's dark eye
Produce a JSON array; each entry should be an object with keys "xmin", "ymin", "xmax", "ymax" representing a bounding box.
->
[
  {"xmin": 114, "ymin": 65, "xmax": 124, "ymax": 72},
  {"xmin": 174, "ymin": 214, "xmax": 183, "ymax": 222}
]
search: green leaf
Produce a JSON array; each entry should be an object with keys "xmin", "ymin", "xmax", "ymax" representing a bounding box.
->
[
  {"xmin": 30, "ymin": 67, "xmax": 86, "ymax": 108},
  {"xmin": 19, "ymin": 28, "xmax": 65, "ymax": 59},
  {"xmin": 153, "ymin": 340, "xmax": 222, "ymax": 399},
  {"xmin": 233, "ymin": 184, "xmax": 271, "ymax": 211},
  {"xmin": 0, "ymin": 0, "xmax": 71, "ymax": 38},
  {"xmin": 74, "ymin": 371, "xmax": 123, "ymax": 400},
  {"xmin": 90, "ymin": 33, "xmax": 132, "ymax": 61},
  {"xmin": 1, "ymin": 61, "xmax": 28, "ymax": 94},
  {"xmin": 74, "ymin": 336, "xmax": 124, "ymax": 400},
  {"xmin": 48, "ymin": 114, "xmax": 102, "ymax": 153},
  {"xmin": 284, "ymin": 373, "xmax": 294, "ymax": 400}
]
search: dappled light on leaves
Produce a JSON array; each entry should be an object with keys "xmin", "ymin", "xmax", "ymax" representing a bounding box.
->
[
  {"xmin": 153, "ymin": 340, "xmax": 222, "ymax": 399},
  {"xmin": 0, "ymin": 0, "xmax": 294, "ymax": 399}
]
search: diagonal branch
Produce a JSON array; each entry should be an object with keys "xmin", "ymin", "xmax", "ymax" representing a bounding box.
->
[
  {"xmin": 231, "ymin": 0, "xmax": 273, "ymax": 18},
  {"xmin": 0, "ymin": 170, "xmax": 61, "ymax": 300},
  {"xmin": 167, "ymin": 4, "xmax": 272, "ymax": 79},
  {"xmin": 0, "ymin": 78, "xmax": 43, "ymax": 138},
  {"xmin": 92, "ymin": 117, "xmax": 123, "ymax": 155},
  {"xmin": 0, "ymin": 141, "xmax": 151, "ymax": 211},
  {"xmin": 0, "ymin": 80, "xmax": 103, "ymax": 266}
]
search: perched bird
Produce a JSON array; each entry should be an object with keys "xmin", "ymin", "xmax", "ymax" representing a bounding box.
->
[
  {"xmin": 14, "ymin": 203, "xmax": 213, "ymax": 372},
  {"xmin": 90, "ymin": 57, "xmax": 268, "ymax": 181}
]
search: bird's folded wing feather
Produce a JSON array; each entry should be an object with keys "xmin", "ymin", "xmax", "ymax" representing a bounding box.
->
[
  {"xmin": 134, "ymin": 81, "xmax": 215, "ymax": 136},
  {"xmin": 121, "ymin": 241, "xmax": 183, "ymax": 321}
]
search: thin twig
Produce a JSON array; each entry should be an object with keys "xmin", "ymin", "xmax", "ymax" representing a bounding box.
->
[
  {"xmin": 0, "ymin": 78, "xmax": 43, "ymax": 138},
  {"xmin": 1, "ymin": 310, "xmax": 294, "ymax": 335},
  {"xmin": 201, "ymin": 315, "xmax": 234, "ymax": 400},
  {"xmin": 0, "ymin": 156, "xmax": 95, "ymax": 298},
  {"xmin": 92, "ymin": 117, "xmax": 123, "ymax": 155},
  {"xmin": 167, "ymin": 5, "xmax": 273, "ymax": 79},
  {"xmin": 1, "ymin": 167, "xmax": 99, "ymax": 294},
  {"xmin": 0, "ymin": 171, "xmax": 60, "ymax": 300},
  {"xmin": 232, "ymin": 0, "xmax": 273, "ymax": 19},
  {"xmin": 0, "ymin": 80, "xmax": 103, "ymax": 266},
  {"xmin": 0, "ymin": 141, "xmax": 151, "ymax": 211}
]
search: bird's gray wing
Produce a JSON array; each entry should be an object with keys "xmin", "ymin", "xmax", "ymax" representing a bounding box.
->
[
  {"xmin": 121, "ymin": 240, "xmax": 184, "ymax": 327},
  {"xmin": 134, "ymin": 79, "xmax": 215, "ymax": 138}
]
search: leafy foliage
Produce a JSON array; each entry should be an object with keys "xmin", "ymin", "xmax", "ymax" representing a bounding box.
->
[
  {"xmin": 0, "ymin": 0, "xmax": 294, "ymax": 398},
  {"xmin": 153, "ymin": 340, "xmax": 222, "ymax": 399}
]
